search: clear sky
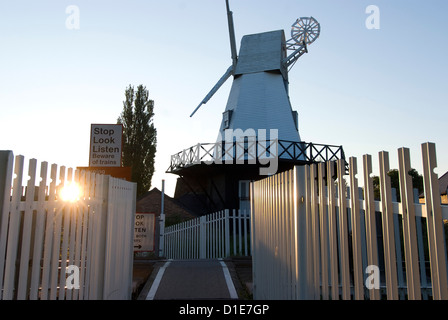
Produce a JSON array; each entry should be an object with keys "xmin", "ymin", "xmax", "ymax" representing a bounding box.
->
[{"xmin": 1, "ymin": 0, "xmax": 447, "ymax": 197}]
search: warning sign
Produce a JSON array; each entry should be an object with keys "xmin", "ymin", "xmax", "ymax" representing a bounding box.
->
[
  {"xmin": 134, "ymin": 213, "xmax": 155, "ymax": 252},
  {"xmin": 89, "ymin": 124, "xmax": 123, "ymax": 167}
]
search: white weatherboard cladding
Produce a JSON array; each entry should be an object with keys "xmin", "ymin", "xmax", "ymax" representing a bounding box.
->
[
  {"xmin": 217, "ymin": 71, "xmax": 300, "ymax": 143},
  {"xmin": 216, "ymin": 29, "xmax": 300, "ymax": 143}
]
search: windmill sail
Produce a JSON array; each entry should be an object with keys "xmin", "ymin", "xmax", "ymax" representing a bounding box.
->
[
  {"xmin": 226, "ymin": 0, "xmax": 238, "ymax": 72},
  {"xmin": 189, "ymin": 65, "xmax": 233, "ymax": 117},
  {"xmin": 190, "ymin": 0, "xmax": 238, "ymax": 118}
]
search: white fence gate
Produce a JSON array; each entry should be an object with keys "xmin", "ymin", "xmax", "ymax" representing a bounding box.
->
[
  {"xmin": 163, "ymin": 209, "xmax": 250, "ymax": 259},
  {"xmin": 251, "ymin": 142, "xmax": 448, "ymax": 300},
  {"xmin": 0, "ymin": 151, "xmax": 137, "ymax": 300}
]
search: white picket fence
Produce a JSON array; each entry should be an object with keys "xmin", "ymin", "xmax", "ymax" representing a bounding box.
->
[
  {"xmin": 163, "ymin": 209, "xmax": 250, "ymax": 259},
  {"xmin": 251, "ymin": 142, "xmax": 448, "ymax": 300},
  {"xmin": 0, "ymin": 151, "xmax": 137, "ymax": 300}
]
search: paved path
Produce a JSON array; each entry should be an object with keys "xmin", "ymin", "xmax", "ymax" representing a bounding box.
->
[{"xmin": 144, "ymin": 259, "xmax": 238, "ymax": 300}]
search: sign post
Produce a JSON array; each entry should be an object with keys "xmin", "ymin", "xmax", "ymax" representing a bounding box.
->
[{"xmin": 159, "ymin": 180, "xmax": 166, "ymax": 257}]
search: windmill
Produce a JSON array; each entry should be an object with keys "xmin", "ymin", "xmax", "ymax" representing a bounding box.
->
[
  {"xmin": 190, "ymin": 2, "xmax": 320, "ymax": 145},
  {"xmin": 167, "ymin": 1, "xmax": 345, "ymax": 214}
]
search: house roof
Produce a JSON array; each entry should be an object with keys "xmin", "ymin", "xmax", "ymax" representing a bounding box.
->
[
  {"xmin": 439, "ymin": 171, "xmax": 448, "ymax": 195},
  {"xmin": 420, "ymin": 171, "xmax": 448, "ymax": 197},
  {"xmin": 136, "ymin": 188, "xmax": 198, "ymax": 218}
]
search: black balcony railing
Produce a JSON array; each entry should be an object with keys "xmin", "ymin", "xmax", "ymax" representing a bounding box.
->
[{"xmin": 167, "ymin": 140, "xmax": 346, "ymax": 173}]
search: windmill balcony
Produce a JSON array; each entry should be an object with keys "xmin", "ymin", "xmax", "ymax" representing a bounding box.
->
[{"xmin": 166, "ymin": 139, "xmax": 347, "ymax": 174}]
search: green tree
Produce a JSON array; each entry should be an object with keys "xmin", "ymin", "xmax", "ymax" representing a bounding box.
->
[
  {"xmin": 117, "ymin": 84, "xmax": 157, "ymax": 197},
  {"xmin": 372, "ymin": 169, "xmax": 423, "ymax": 201}
]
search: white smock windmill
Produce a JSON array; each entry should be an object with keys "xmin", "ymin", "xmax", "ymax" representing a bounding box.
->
[{"xmin": 190, "ymin": 1, "xmax": 321, "ymax": 145}]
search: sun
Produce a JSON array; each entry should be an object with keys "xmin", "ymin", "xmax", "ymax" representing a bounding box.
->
[{"xmin": 60, "ymin": 182, "xmax": 81, "ymax": 202}]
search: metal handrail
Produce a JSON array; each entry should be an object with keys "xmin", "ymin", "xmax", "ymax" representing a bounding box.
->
[{"xmin": 167, "ymin": 140, "xmax": 346, "ymax": 173}]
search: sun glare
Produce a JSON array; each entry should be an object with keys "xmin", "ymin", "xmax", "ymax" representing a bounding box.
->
[{"xmin": 60, "ymin": 182, "xmax": 81, "ymax": 202}]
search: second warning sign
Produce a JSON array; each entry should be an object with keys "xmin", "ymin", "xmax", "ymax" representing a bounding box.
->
[{"xmin": 134, "ymin": 213, "xmax": 155, "ymax": 252}]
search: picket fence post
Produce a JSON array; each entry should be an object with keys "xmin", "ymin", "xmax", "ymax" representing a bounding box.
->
[
  {"xmin": 378, "ymin": 151, "xmax": 398, "ymax": 300},
  {"xmin": 336, "ymin": 158, "xmax": 350, "ymax": 300},
  {"xmin": 421, "ymin": 142, "xmax": 448, "ymax": 300},
  {"xmin": 225, "ymin": 209, "xmax": 230, "ymax": 257},
  {"xmin": 294, "ymin": 165, "xmax": 309, "ymax": 299},
  {"xmin": 398, "ymin": 147, "xmax": 421, "ymax": 299},
  {"xmin": 0, "ymin": 151, "xmax": 14, "ymax": 300},
  {"xmin": 363, "ymin": 154, "xmax": 380, "ymax": 300},
  {"xmin": 3, "ymin": 155, "xmax": 25, "ymax": 300},
  {"xmin": 200, "ymin": 215, "xmax": 206, "ymax": 259}
]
